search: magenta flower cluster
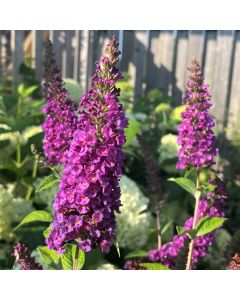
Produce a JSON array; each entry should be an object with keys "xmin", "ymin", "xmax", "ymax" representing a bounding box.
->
[
  {"xmin": 148, "ymin": 177, "xmax": 226, "ymax": 269},
  {"xmin": 176, "ymin": 59, "xmax": 218, "ymax": 170},
  {"xmin": 46, "ymin": 36, "xmax": 128, "ymax": 254},
  {"xmin": 12, "ymin": 243, "xmax": 42, "ymax": 270},
  {"xmin": 41, "ymin": 40, "xmax": 78, "ymax": 165}
]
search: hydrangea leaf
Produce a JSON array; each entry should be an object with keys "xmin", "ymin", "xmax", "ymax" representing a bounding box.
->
[
  {"xmin": 196, "ymin": 217, "xmax": 227, "ymax": 237},
  {"xmin": 168, "ymin": 177, "xmax": 196, "ymax": 197},
  {"xmin": 36, "ymin": 175, "xmax": 59, "ymax": 193},
  {"xmin": 14, "ymin": 210, "xmax": 53, "ymax": 230},
  {"xmin": 140, "ymin": 263, "xmax": 171, "ymax": 270},
  {"xmin": 124, "ymin": 119, "xmax": 141, "ymax": 146}
]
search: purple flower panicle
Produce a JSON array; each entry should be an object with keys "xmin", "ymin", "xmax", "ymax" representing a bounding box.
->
[
  {"xmin": 176, "ymin": 59, "xmax": 218, "ymax": 170},
  {"xmin": 41, "ymin": 40, "xmax": 77, "ymax": 165},
  {"xmin": 12, "ymin": 243, "xmax": 42, "ymax": 270},
  {"xmin": 46, "ymin": 36, "xmax": 128, "ymax": 254},
  {"xmin": 148, "ymin": 176, "xmax": 226, "ymax": 269}
]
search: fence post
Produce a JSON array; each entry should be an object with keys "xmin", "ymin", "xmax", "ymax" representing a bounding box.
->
[
  {"xmin": 129, "ymin": 30, "xmax": 147, "ymax": 101},
  {"xmin": 11, "ymin": 30, "xmax": 24, "ymax": 86},
  {"xmin": 32, "ymin": 30, "xmax": 43, "ymax": 81}
]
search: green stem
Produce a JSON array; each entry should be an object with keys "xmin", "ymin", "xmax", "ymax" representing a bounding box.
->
[
  {"xmin": 186, "ymin": 169, "xmax": 201, "ymax": 270},
  {"xmin": 32, "ymin": 159, "xmax": 38, "ymax": 179},
  {"xmin": 25, "ymin": 158, "xmax": 38, "ymax": 201},
  {"xmin": 17, "ymin": 140, "xmax": 21, "ymax": 165},
  {"xmin": 156, "ymin": 208, "xmax": 162, "ymax": 249},
  {"xmin": 17, "ymin": 97, "xmax": 23, "ymax": 117}
]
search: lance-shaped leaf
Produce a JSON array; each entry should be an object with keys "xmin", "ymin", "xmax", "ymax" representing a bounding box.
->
[
  {"xmin": 168, "ymin": 177, "xmax": 196, "ymax": 197},
  {"xmin": 14, "ymin": 210, "xmax": 53, "ymax": 230},
  {"xmin": 36, "ymin": 174, "xmax": 59, "ymax": 193},
  {"xmin": 140, "ymin": 263, "xmax": 171, "ymax": 270},
  {"xmin": 196, "ymin": 217, "xmax": 227, "ymax": 237}
]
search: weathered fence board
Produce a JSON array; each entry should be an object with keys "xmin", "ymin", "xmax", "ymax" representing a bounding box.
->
[
  {"xmin": 211, "ymin": 31, "xmax": 234, "ymax": 129},
  {"xmin": 228, "ymin": 31, "xmax": 240, "ymax": 135},
  {"xmin": 1, "ymin": 30, "xmax": 240, "ymax": 137},
  {"xmin": 129, "ymin": 30, "xmax": 148, "ymax": 100},
  {"xmin": 11, "ymin": 30, "xmax": 24, "ymax": 85},
  {"xmin": 32, "ymin": 30, "xmax": 43, "ymax": 81},
  {"xmin": 173, "ymin": 31, "xmax": 189, "ymax": 104}
]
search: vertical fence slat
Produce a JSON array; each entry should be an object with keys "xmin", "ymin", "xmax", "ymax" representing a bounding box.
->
[
  {"xmin": 129, "ymin": 30, "xmax": 147, "ymax": 100},
  {"xmin": 211, "ymin": 31, "xmax": 234, "ymax": 129},
  {"xmin": 11, "ymin": 30, "xmax": 24, "ymax": 86},
  {"xmin": 187, "ymin": 30, "xmax": 205, "ymax": 66},
  {"xmin": 203, "ymin": 31, "xmax": 217, "ymax": 92},
  {"xmin": 79, "ymin": 30, "xmax": 92, "ymax": 93},
  {"xmin": 173, "ymin": 30, "xmax": 189, "ymax": 104},
  {"xmin": 50, "ymin": 30, "xmax": 62, "ymax": 70},
  {"xmin": 228, "ymin": 31, "xmax": 240, "ymax": 136},
  {"xmin": 73, "ymin": 30, "xmax": 81, "ymax": 82},
  {"xmin": 159, "ymin": 30, "xmax": 175, "ymax": 95},
  {"xmin": 32, "ymin": 30, "xmax": 43, "ymax": 81},
  {"xmin": 121, "ymin": 30, "xmax": 135, "ymax": 72},
  {"xmin": 145, "ymin": 30, "xmax": 161, "ymax": 93},
  {"xmin": 65, "ymin": 31, "xmax": 74, "ymax": 78}
]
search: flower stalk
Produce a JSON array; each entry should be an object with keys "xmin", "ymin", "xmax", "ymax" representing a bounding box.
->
[{"xmin": 186, "ymin": 169, "xmax": 200, "ymax": 270}]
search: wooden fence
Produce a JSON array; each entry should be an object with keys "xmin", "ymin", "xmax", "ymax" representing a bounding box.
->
[{"xmin": 0, "ymin": 30, "xmax": 240, "ymax": 134}]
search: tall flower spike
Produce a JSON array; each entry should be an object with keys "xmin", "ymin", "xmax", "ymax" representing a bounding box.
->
[
  {"xmin": 148, "ymin": 176, "xmax": 226, "ymax": 269},
  {"xmin": 12, "ymin": 243, "xmax": 42, "ymax": 270},
  {"xmin": 46, "ymin": 36, "xmax": 128, "ymax": 254},
  {"xmin": 176, "ymin": 59, "xmax": 218, "ymax": 170},
  {"xmin": 41, "ymin": 40, "xmax": 78, "ymax": 165}
]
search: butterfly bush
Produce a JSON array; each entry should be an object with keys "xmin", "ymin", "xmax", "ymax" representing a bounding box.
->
[
  {"xmin": 46, "ymin": 36, "xmax": 128, "ymax": 254},
  {"xmin": 176, "ymin": 59, "xmax": 218, "ymax": 170},
  {"xmin": 148, "ymin": 177, "xmax": 226, "ymax": 269},
  {"xmin": 124, "ymin": 177, "xmax": 226, "ymax": 270},
  {"xmin": 12, "ymin": 243, "xmax": 42, "ymax": 270},
  {"xmin": 41, "ymin": 40, "xmax": 78, "ymax": 165}
]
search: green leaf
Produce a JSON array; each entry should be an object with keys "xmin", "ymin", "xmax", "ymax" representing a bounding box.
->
[
  {"xmin": 114, "ymin": 241, "xmax": 121, "ymax": 258},
  {"xmin": 160, "ymin": 220, "xmax": 173, "ymax": 235},
  {"xmin": 17, "ymin": 84, "xmax": 38, "ymax": 98},
  {"xmin": 168, "ymin": 177, "xmax": 196, "ymax": 197},
  {"xmin": 43, "ymin": 225, "xmax": 53, "ymax": 238},
  {"xmin": 37, "ymin": 246, "xmax": 60, "ymax": 269},
  {"xmin": 125, "ymin": 250, "xmax": 148, "ymax": 259},
  {"xmin": 36, "ymin": 175, "xmax": 59, "ymax": 193},
  {"xmin": 154, "ymin": 103, "xmax": 171, "ymax": 114},
  {"xmin": 176, "ymin": 225, "xmax": 187, "ymax": 236},
  {"xmin": 196, "ymin": 217, "xmax": 227, "ymax": 237},
  {"xmin": 61, "ymin": 244, "xmax": 85, "ymax": 270},
  {"xmin": 14, "ymin": 210, "xmax": 53, "ymax": 230},
  {"xmin": 176, "ymin": 225, "xmax": 196, "ymax": 239},
  {"xmin": 140, "ymin": 263, "xmax": 171, "ymax": 270},
  {"xmin": 72, "ymin": 245, "xmax": 85, "ymax": 270},
  {"xmin": 23, "ymin": 85, "xmax": 38, "ymax": 98},
  {"xmin": 125, "ymin": 119, "xmax": 141, "ymax": 145}
]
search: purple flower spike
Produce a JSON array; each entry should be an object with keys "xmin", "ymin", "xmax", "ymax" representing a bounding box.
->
[
  {"xmin": 46, "ymin": 36, "xmax": 128, "ymax": 254},
  {"xmin": 148, "ymin": 176, "xmax": 227, "ymax": 269},
  {"xmin": 41, "ymin": 40, "xmax": 78, "ymax": 165},
  {"xmin": 176, "ymin": 59, "xmax": 218, "ymax": 170},
  {"xmin": 12, "ymin": 243, "xmax": 42, "ymax": 270}
]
